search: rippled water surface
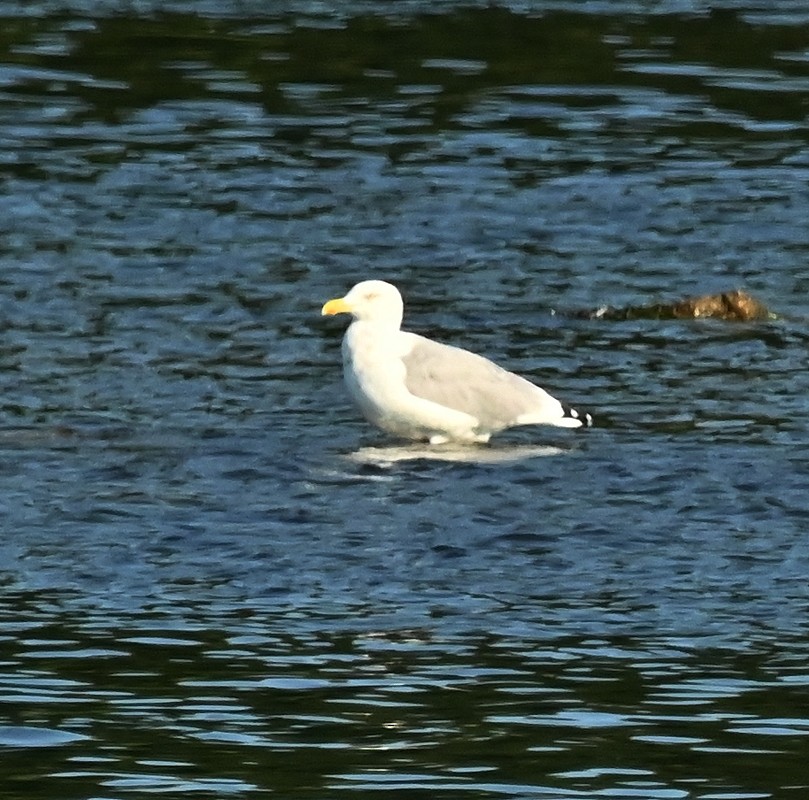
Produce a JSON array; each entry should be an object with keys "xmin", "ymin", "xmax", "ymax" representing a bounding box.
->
[{"xmin": 2, "ymin": 1, "xmax": 809, "ymax": 798}]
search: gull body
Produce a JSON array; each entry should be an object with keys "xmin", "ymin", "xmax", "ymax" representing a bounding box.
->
[{"xmin": 322, "ymin": 280, "xmax": 591, "ymax": 444}]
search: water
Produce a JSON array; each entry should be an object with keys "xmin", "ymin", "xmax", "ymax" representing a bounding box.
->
[{"xmin": 1, "ymin": 2, "xmax": 809, "ymax": 798}]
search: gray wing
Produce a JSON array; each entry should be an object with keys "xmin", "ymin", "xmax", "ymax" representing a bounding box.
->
[{"xmin": 402, "ymin": 335, "xmax": 560, "ymax": 431}]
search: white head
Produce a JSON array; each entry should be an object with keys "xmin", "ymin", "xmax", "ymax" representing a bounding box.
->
[{"xmin": 321, "ymin": 280, "xmax": 404, "ymax": 328}]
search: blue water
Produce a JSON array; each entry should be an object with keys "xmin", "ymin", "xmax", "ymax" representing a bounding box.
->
[{"xmin": 1, "ymin": 2, "xmax": 809, "ymax": 798}]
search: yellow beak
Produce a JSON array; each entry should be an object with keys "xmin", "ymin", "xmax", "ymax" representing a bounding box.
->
[{"xmin": 321, "ymin": 297, "xmax": 352, "ymax": 316}]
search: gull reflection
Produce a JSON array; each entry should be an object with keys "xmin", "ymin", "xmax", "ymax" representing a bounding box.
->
[{"xmin": 346, "ymin": 443, "xmax": 569, "ymax": 466}]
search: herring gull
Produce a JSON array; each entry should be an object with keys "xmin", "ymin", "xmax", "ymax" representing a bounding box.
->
[{"xmin": 322, "ymin": 280, "xmax": 592, "ymax": 444}]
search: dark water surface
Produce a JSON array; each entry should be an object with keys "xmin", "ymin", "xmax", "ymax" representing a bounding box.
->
[{"xmin": 2, "ymin": 1, "xmax": 809, "ymax": 798}]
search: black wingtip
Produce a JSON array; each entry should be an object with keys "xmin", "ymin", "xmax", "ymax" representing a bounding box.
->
[{"xmin": 563, "ymin": 404, "xmax": 593, "ymax": 428}]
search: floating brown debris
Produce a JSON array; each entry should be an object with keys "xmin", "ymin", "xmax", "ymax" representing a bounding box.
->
[{"xmin": 574, "ymin": 290, "xmax": 774, "ymax": 322}]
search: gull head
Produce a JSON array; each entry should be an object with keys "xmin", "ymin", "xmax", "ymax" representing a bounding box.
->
[{"xmin": 321, "ymin": 280, "xmax": 404, "ymax": 327}]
